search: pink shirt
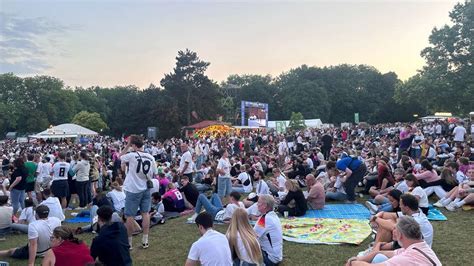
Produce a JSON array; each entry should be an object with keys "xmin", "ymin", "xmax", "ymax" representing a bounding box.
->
[
  {"xmin": 384, "ymin": 241, "xmax": 441, "ymax": 266},
  {"xmin": 414, "ymin": 170, "xmax": 440, "ymax": 183}
]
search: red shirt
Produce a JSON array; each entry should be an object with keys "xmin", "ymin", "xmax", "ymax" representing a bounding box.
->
[{"xmin": 53, "ymin": 240, "xmax": 94, "ymax": 266}]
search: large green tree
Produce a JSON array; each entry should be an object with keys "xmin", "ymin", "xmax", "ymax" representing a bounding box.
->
[
  {"xmin": 72, "ymin": 111, "xmax": 108, "ymax": 132},
  {"xmin": 160, "ymin": 49, "xmax": 222, "ymax": 127},
  {"xmin": 397, "ymin": 0, "xmax": 474, "ymax": 115}
]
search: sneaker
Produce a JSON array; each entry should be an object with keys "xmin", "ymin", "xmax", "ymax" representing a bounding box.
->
[
  {"xmin": 445, "ymin": 202, "xmax": 457, "ymax": 212},
  {"xmin": 365, "ymin": 201, "xmax": 378, "ymax": 214},
  {"xmin": 357, "ymin": 247, "xmax": 372, "ymax": 257},
  {"xmin": 433, "ymin": 200, "xmax": 444, "ymax": 208},
  {"xmin": 142, "ymin": 242, "xmax": 149, "ymax": 249}
]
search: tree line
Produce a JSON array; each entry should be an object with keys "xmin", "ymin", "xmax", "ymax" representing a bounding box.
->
[{"xmin": 1, "ymin": 1, "xmax": 472, "ymax": 139}]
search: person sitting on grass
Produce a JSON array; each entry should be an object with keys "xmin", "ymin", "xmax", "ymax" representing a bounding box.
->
[
  {"xmin": 365, "ymin": 189, "xmax": 402, "ymax": 214},
  {"xmin": 10, "ymin": 198, "xmax": 35, "ymax": 234},
  {"xmin": 443, "ymin": 166, "xmax": 474, "ymax": 211},
  {"xmin": 162, "ymin": 182, "xmax": 186, "ymax": 213},
  {"xmin": 404, "ymin": 174, "xmax": 429, "ymax": 215},
  {"xmin": 231, "ymin": 164, "xmax": 253, "ymax": 194},
  {"xmin": 226, "ymin": 208, "xmax": 263, "ymax": 266},
  {"xmin": 150, "ymin": 192, "xmax": 165, "ymax": 224},
  {"xmin": 90, "ymin": 205, "xmax": 132, "ymax": 266},
  {"xmin": 277, "ymin": 179, "xmax": 307, "ymax": 217},
  {"xmin": 254, "ymin": 194, "xmax": 283, "ymax": 266},
  {"xmin": 267, "ymin": 168, "xmax": 287, "ymax": 196},
  {"xmin": 188, "ymin": 191, "xmax": 244, "ymax": 223},
  {"xmin": 346, "ymin": 216, "xmax": 441, "ymax": 266},
  {"xmin": 0, "ymin": 205, "xmax": 61, "ymax": 266},
  {"xmin": 0, "ymin": 195, "xmax": 12, "ymax": 240},
  {"xmin": 40, "ymin": 188, "xmax": 65, "ymax": 221},
  {"xmin": 41, "ymin": 226, "xmax": 94, "ymax": 266},
  {"xmin": 305, "ymin": 174, "xmax": 325, "ymax": 210},
  {"xmin": 179, "ymin": 175, "xmax": 200, "ymax": 208},
  {"xmin": 243, "ymin": 170, "xmax": 270, "ymax": 208},
  {"xmin": 368, "ymin": 168, "xmax": 408, "ymax": 200},
  {"xmin": 186, "ymin": 212, "xmax": 232, "ymax": 266},
  {"xmin": 369, "ymin": 193, "xmax": 433, "ymax": 248}
]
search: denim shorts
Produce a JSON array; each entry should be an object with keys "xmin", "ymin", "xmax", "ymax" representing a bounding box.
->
[
  {"xmin": 217, "ymin": 176, "xmax": 232, "ymax": 198},
  {"xmin": 124, "ymin": 189, "xmax": 151, "ymax": 217}
]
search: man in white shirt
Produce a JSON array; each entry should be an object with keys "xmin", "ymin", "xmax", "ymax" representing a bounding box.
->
[
  {"xmin": 186, "ymin": 212, "xmax": 232, "ymax": 266},
  {"xmin": 254, "ymin": 195, "xmax": 283, "ymax": 265},
  {"xmin": 40, "ymin": 188, "xmax": 65, "ymax": 221},
  {"xmin": 73, "ymin": 151, "xmax": 91, "ymax": 208},
  {"xmin": 179, "ymin": 143, "xmax": 194, "ymax": 182},
  {"xmin": 277, "ymin": 137, "xmax": 288, "ymax": 167},
  {"xmin": 120, "ymin": 135, "xmax": 157, "ymax": 250},
  {"xmin": 50, "ymin": 152, "xmax": 70, "ymax": 209},
  {"xmin": 0, "ymin": 205, "xmax": 61, "ymax": 266},
  {"xmin": 217, "ymin": 149, "xmax": 232, "ymax": 201},
  {"xmin": 452, "ymin": 122, "xmax": 466, "ymax": 142}
]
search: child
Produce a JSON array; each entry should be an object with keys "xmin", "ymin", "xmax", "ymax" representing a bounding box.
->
[{"xmin": 150, "ymin": 192, "xmax": 165, "ymax": 224}]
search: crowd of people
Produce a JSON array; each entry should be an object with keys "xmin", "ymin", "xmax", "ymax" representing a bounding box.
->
[{"xmin": 0, "ymin": 119, "xmax": 472, "ymax": 265}]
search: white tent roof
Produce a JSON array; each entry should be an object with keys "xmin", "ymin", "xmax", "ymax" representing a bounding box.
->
[
  {"xmin": 268, "ymin": 119, "xmax": 323, "ymax": 129},
  {"xmin": 30, "ymin": 123, "xmax": 98, "ymax": 139}
]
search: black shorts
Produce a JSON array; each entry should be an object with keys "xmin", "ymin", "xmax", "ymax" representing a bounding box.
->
[
  {"xmin": 11, "ymin": 244, "xmax": 48, "ymax": 259},
  {"xmin": 25, "ymin": 182, "xmax": 35, "ymax": 192},
  {"xmin": 51, "ymin": 180, "xmax": 69, "ymax": 198},
  {"xmin": 11, "ymin": 245, "xmax": 29, "ymax": 259}
]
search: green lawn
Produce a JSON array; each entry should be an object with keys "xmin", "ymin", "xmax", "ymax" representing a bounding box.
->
[{"xmin": 0, "ymin": 201, "xmax": 471, "ymax": 266}]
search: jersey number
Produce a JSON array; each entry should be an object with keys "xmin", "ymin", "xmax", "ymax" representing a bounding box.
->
[
  {"xmin": 174, "ymin": 191, "xmax": 183, "ymax": 200},
  {"xmin": 136, "ymin": 158, "xmax": 151, "ymax": 175},
  {"xmin": 59, "ymin": 167, "xmax": 66, "ymax": 177}
]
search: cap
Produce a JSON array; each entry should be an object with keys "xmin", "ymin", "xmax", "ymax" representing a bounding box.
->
[
  {"xmin": 36, "ymin": 205, "xmax": 50, "ymax": 216},
  {"xmin": 248, "ymin": 192, "xmax": 257, "ymax": 200}
]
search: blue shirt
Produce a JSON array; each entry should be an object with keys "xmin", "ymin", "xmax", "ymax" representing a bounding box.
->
[{"xmin": 336, "ymin": 157, "xmax": 362, "ymax": 171}]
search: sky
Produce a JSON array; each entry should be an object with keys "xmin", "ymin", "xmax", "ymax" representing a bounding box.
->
[{"xmin": 0, "ymin": 0, "xmax": 461, "ymax": 88}]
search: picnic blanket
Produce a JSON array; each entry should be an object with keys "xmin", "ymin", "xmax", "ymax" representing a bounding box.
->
[
  {"xmin": 64, "ymin": 216, "xmax": 90, "ymax": 223},
  {"xmin": 303, "ymin": 204, "xmax": 371, "ymax": 220},
  {"xmin": 281, "ymin": 217, "xmax": 371, "ymax": 245},
  {"xmin": 427, "ymin": 205, "xmax": 447, "ymax": 221}
]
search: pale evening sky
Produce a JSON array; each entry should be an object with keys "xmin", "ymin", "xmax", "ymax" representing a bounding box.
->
[{"xmin": 0, "ymin": 0, "xmax": 460, "ymax": 88}]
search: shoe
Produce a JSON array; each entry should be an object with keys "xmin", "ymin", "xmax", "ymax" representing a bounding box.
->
[
  {"xmin": 445, "ymin": 202, "xmax": 457, "ymax": 212},
  {"xmin": 365, "ymin": 201, "xmax": 378, "ymax": 214},
  {"xmin": 142, "ymin": 242, "xmax": 149, "ymax": 249},
  {"xmin": 357, "ymin": 247, "xmax": 372, "ymax": 258},
  {"xmin": 433, "ymin": 200, "xmax": 444, "ymax": 208}
]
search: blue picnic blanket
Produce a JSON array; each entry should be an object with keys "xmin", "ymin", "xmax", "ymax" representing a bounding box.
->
[
  {"xmin": 64, "ymin": 216, "xmax": 90, "ymax": 223},
  {"xmin": 303, "ymin": 204, "xmax": 371, "ymax": 220},
  {"xmin": 427, "ymin": 205, "xmax": 447, "ymax": 221}
]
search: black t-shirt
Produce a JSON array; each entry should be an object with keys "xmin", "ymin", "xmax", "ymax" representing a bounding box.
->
[
  {"xmin": 2, "ymin": 159, "xmax": 9, "ymax": 171},
  {"xmin": 321, "ymin": 135, "xmax": 333, "ymax": 148},
  {"xmin": 179, "ymin": 183, "xmax": 199, "ymax": 207},
  {"xmin": 10, "ymin": 166, "xmax": 28, "ymax": 190}
]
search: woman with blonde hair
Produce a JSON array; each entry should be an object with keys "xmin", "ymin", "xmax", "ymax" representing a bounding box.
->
[
  {"xmin": 226, "ymin": 208, "xmax": 263, "ymax": 266},
  {"xmin": 277, "ymin": 179, "xmax": 307, "ymax": 217}
]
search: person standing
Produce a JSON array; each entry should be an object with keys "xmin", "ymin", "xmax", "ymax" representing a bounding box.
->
[
  {"xmin": 179, "ymin": 142, "xmax": 194, "ymax": 183},
  {"xmin": 50, "ymin": 152, "xmax": 71, "ymax": 209},
  {"xmin": 24, "ymin": 154, "xmax": 37, "ymax": 205},
  {"xmin": 120, "ymin": 135, "xmax": 157, "ymax": 250},
  {"xmin": 73, "ymin": 151, "xmax": 91, "ymax": 208},
  {"xmin": 9, "ymin": 157, "xmax": 28, "ymax": 215},
  {"xmin": 217, "ymin": 149, "xmax": 232, "ymax": 201},
  {"xmin": 452, "ymin": 122, "xmax": 466, "ymax": 143}
]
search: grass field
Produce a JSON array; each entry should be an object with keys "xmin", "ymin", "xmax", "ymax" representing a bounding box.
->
[{"xmin": 0, "ymin": 198, "xmax": 472, "ymax": 266}]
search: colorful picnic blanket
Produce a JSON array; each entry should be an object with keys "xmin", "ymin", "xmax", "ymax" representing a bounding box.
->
[
  {"xmin": 303, "ymin": 204, "xmax": 371, "ymax": 220},
  {"xmin": 281, "ymin": 217, "xmax": 371, "ymax": 245}
]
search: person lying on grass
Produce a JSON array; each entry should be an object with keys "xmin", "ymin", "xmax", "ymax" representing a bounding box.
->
[{"xmin": 188, "ymin": 191, "xmax": 244, "ymax": 223}]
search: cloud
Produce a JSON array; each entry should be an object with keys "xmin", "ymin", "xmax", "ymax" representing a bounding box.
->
[{"xmin": 0, "ymin": 13, "xmax": 74, "ymax": 74}]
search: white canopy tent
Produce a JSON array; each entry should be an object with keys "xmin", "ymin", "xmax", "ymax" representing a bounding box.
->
[{"xmin": 29, "ymin": 123, "xmax": 98, "ymax": 139}]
